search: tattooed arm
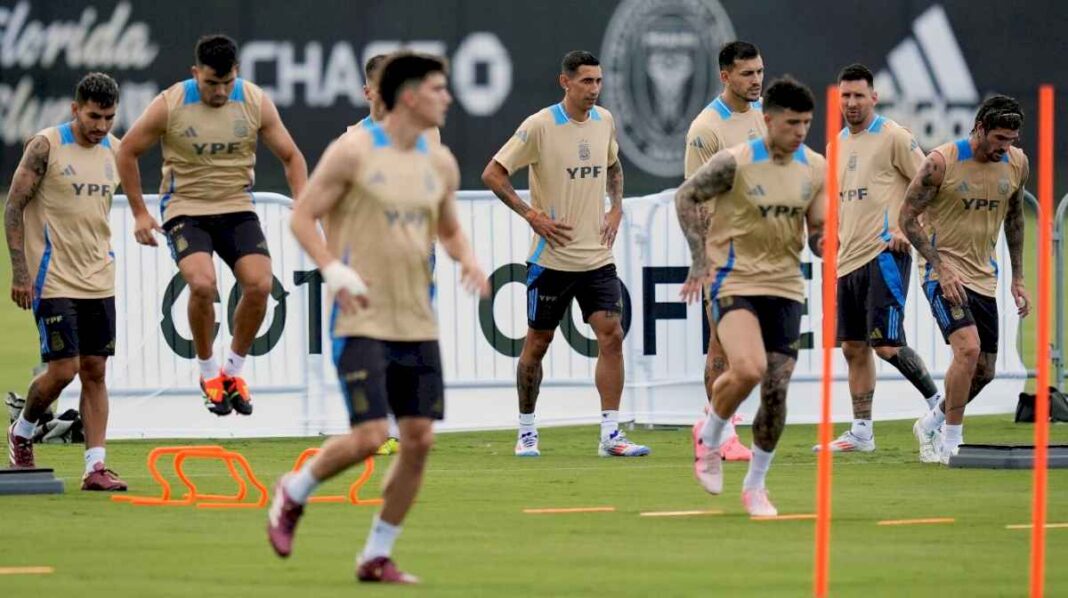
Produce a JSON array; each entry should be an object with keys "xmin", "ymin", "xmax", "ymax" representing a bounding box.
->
[
  {"xmin": 675, "ymin": 150, "xmax": 737, "ymax": 303},
  {"xmin": 601, "ymin": 161, "xmax": 624, "ymax": 247},
  {"xmin": 899, "ymin": 152, "xmax": 966, "ymax": 305},
  {"xmin": 806, "ymin": 177, "xmax": 827, "ymax": 257},
  {"xmin": 5, "ymin": 135, "xmax": 50, "ymax": 310},
  {"xmin": 1005, "ymin": 155, "xmax": 1030, "ymax": 317}
]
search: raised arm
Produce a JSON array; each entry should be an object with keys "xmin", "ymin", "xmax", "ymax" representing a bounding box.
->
[
  {"xmin": 4, "ymin": 135, "xmax": 49, "ymax": 310},
  {"xmin": 675, "ymin": 150, "xmax": 737, "ymax": 303},
  {"xmin": 438, "ymin": 151, "xmax": 489, "ymax": 297},
  {"xmin": 259, "ymin": 95, "xmax": 308, "ymax": 200},
  {"xmin": 116, "ymin": 94, "xmax": 168, "ymax": 246},
  {"xmin": 1005, "ymin": 154, "xmax": 1031, "ymax": 317}
]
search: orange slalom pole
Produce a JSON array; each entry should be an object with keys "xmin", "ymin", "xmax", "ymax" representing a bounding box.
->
[
  {"xmin": 814, "ymin": 85, "xmax": 841, "ymax": 598},
  {"xmin": 1030, "ymin": 84, "xmax": 1055, "ymax": 598}
]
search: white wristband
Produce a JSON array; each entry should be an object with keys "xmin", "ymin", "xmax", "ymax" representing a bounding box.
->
[{"xmin": 321, "ymin": 260, "xmax": 368, "ymax": 297}]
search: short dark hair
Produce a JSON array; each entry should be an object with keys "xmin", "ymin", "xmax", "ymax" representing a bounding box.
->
[
  {"xmin": 837, "ymin": 63, "xmax": 874, "ymax": 87},
  {"xmin": 763, "ymin": 76, "xmax": 815, "ymax": 113},
  {"xmin": 195, "ymin": 34, "xmax": 238, "ymax": 75},
  {"xmin": 74, "ymin": 72, "xmax": 119, "ymax": 108},
  {"xmin": 973, "ymin": 94, "xmax": 1023, "ymax": 133},
  {"xmin": 718, "ymin": 41, "xmax": 760, "ymax": 70},
  {"xmin": 378, "ymin": 52, "xmax": 448, "ymax": 111},
  {"xmin": 365, "ymin": 54, "xmax": 388, "ymax": 82},
  {"xmin": 561, "ymin": 50, "xmax": 599, "ymax": 76}
]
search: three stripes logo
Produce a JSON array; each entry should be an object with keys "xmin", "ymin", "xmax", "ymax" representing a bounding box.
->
[
  {"xmin": 181, "ymin": 126, "xmax": 198, "ymax": 138},
  {"xmin": 874, "ymin": 5, "xmax": 979, "ymax": 149},
  {"xmin": 61, "ymin": 164, "xmax": 76, "ymax": 177}
]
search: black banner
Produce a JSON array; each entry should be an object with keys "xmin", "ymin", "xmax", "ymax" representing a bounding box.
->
[{"xmin": 2, "ymin": 0, "xmax": 1066, "ymax": 198}]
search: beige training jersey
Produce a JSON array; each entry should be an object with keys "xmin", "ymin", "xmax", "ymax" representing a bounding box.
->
[
  {"xmin": 706, "ymin": 139, "xmax": 827, "ymax": 303},
  {"xmin": 836, "ymin": 115, "xmax": 924, "ymax": 276},
  {"xmin": 327, "ymin": 124, "xmax": 445, "ymax": 341},
  {"xmin": 158, "ymin": 78, "xmax": 264, "ymax": 223},
  {"xmin": 919, "ymin": 139, "xmax": 1027, "ymax": 297},
  {"xmin": 685, "ymin": 97, "xmax": 766, "ymax": 178},
  {"xmin": 24, "ymin": 124, "xmax": 120, "ymax": 301},
  {"xmin": 493, "ymin": 103, "xmax": 620, "ymax": 272},
  {"xmin": 347, "ymin": 116, "xmax": 442, "ymax": 145}
]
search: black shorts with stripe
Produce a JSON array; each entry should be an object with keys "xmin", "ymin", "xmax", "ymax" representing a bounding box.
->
[
  {"xmin": 923, "ymin": 281, "xmax": 999, "ymax": 353},
  {"xmin": 331, "ymin": 336, "xmax": 445, "ymax": 426},
  {"xmin": 836, "ymin": 250, "xmax": 911, "ymax": 347}
]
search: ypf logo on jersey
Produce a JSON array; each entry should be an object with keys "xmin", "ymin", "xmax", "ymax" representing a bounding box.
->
[{"xmin": 600, "ymin": 0, "xmax": 736, "ymax": 178}]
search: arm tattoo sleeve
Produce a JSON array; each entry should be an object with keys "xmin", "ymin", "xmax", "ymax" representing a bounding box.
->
[
  {"xmin": 606, "ymin": 161, "xmax": 624, "ymax": 210},
  {"xmin": 5, "ymin": 136, "xmax": 50, "ymax": 285},
  {"xmin": 900, "ymin": 157, "xmax": 943, "ymax": 269},
  {"xmin": 1004, "ymin": 161, "xmax": 1028, "ymax": 280},
  {"xmin": 675, "ymin": 152, "xmax": 737, "ymax": 278}
]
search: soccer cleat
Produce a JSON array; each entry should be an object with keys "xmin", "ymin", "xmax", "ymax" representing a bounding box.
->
[
  {"xmin": 200, "ymin": 373, "xmax": 232, "ymax": 416},
  {"xmin": 375, "ymin": 437, "xmax": 400, "ymax": 456},
  {"xmin": 721, "ymin": 435, "xmax": 753, "ymax": 461},
  {"xmin": 692, "ymin": 423, "xmax": 723, "ymax": 495},
  {"xmin": 81, "ymin": 462, "xmax": 127, "ymax": 491},
  {"xmin": 356, "ymin": 556, "xmax": 420, "ymax": 584},
  {"xmin": 812, "ymin": 430, "xmax": 876, "ymax": 453},
  {"xmin": 267, "ymin": 474, "xmax": 305, "ymax": 558},
  {"xmin": 598, "ymin": 430, "xmax": 651, "ymax": 457},
  {"xmin": 913, "ymin": 419, "xmax": 942, "ymax": 463},
  {"xmin": 7, "ymin": 421, "xmax": 35, "ymax": 468},
  {"xmin": 224, "ymin": 375, "xmax": 253, "ymax": 416},
  {"xmin": 742, "ymin": 488, "xmax": 778, "ymax": 517},
  {"xmin": 515, "ymin": 431, "xmax": 540, "ymax": 457}
]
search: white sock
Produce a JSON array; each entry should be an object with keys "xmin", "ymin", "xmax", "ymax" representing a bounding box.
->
[
  {"xmin": 518, "ymin": 412, "xmax": 536, "ymax": 435},
  {"xmin": 198, "ymin": 356, "xmax": 220, "ymax": 380},
  {"xmin": 600, "ymin": 410, "xmax": 619, "ymax": 441},
  {"xmin": 387, "ymin": 414, "xmax": 399, "ymax": 439},
  {"xmin": 921, "ymin": 404, "xmax": 946, "ymax": 432},
  {"xmin": 851, "ymin": 419, "xmax": 873, "ymax": 440},
  {"xmin": 943, "ymin": 424, "xmax": 963, "ymax": 452},
  {"xmin": 84, "ymin": 446, "xmax": 106, "ymax": 474},
  {"xmin": 222, "ymin": 351, "xmax": 246, "ymax": 377},
  {"xmin": 284, "ymin": 466, "xmax": 320, "ymax": 505},
  {"xmin": 14, "ymin": 414, "xmax": 36, "ymax": 439},
  {"xmin": 700, "ymin": 411, "xmax": 730, "ymax": 449},
  {"xmin": 361, "ymin": 514, "xmax": 402, "ymax": 561},
  {"xmin": 925, "ymin": 392, "xmax": 943, "ymax": 411},
  {"xmin": 743, "ymin": 446, "xmax": 775, "ymax": 490}
]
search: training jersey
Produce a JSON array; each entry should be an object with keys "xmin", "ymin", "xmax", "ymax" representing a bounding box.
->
[
  {"xmin": 919, "ymin": 139, "xmax": 1027, "ymax": 297},
  {"xmin": 684, "ymin": 97, "xmax": 765, "ymax": 178},
  {"xmin": 347, "ymin": 116, "xmax": 442, "ymax": 145},
  {"xmin": 157, "ymin": 78, "xmax": 264, "ymax": 223},
  {"xmin": 706, "ymin": 138, "xmax": 827, "ymax": 303},
  {"xmin": 836, "ymin": 115, "xmax": 925, "ymax": 276},
  {"xmin": 326, "ymin": 123, "xmax": 445, "ymax": 341},
  {"xmin": 24, "ymin": 123, "xmax": 120, "ymax": 302},
  {"xmin": 493, "ymin": 103, "xmax": 619, "ymax": 272}
]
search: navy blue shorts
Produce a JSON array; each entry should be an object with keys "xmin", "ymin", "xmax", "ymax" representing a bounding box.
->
[
  {"xmin": 525, "ymin": 263, "xmax": 622, "ymax": 330},
  {"xmin": 837, "ymin": 250, "xmax": 911, "ymax": 346}
]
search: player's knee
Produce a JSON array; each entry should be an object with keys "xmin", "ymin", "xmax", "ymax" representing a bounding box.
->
[
  {"xmin": 350, "ymin": 421, "xmax": 389, "ymax": 456},
  {"xmin": 79, "ymin": 359, "xmax": 107, "ymax": 384},
  {"xmin": 186, "ymin": 274, "xmax": 218, "ymax": 301},
  {"xmin": 732, "ymin": 357, "xmax": 766, "ymax": 387},
  {"xmin": 952, "ymin": 340, "xmax": 981, "ymax": 367},
  {"xmin": 596, "ymin": 327, "xmax": 624, "ymax": 357},
  {"xmin": 873, "ymin": 345, "xmax": 898, "ymax": 362},
  {"xmin": 841, "ymin": 342, "xmax": 870, "ymax": 363},
  {"xmin": 402, "ymin": 425, "xmax": 435, "ymax": 458},
  {"xmin": 241, "ymin": 276, "xmax": 272, "ymax": 304},
  {"xmin": 522, "ymin": 331, "xmax": 554, "ymax": 361},
  {"xmin": 48, "ymin": 360, "xmax": 79, "ymax": 386}
]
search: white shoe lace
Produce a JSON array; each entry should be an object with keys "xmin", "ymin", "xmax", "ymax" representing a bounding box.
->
[{"xmin": 518, "ymin": 433, "xmax": 538, "ymax": 449}]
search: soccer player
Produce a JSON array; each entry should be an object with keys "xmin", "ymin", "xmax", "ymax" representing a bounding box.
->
[
  {"xmin": 685, "ymin": 40, "xmax": 767, "ymax": 464},
  {"xmin": 4, "ymin": 73, "xmax": 127, "ymax": 490},
  {"xmin": 482, "ymin": 50, "xmax": 650, "ymax": 458},
  {"xmin": 901, "ymin": 96, "xmax": 1030, "ymax": 463},
  {"xmin": 267, "ymin": 53, "xmax": 488, "ymax": 584},
  {"xmin": 677, "ymin": 77, "xmax": 826, "ymax": 516},
  {"xmin": 117, "ymin": 35, "xmax": 307, "ymax": 417},
  {"xmin": 813, "ymin": 63, "xmax": 942, "ymax": 453},
  {"xmin": 348, "ymin": 53, "xmax": 442, "ymax": 146}
]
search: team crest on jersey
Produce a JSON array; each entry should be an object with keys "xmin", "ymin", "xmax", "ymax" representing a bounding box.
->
[
  {"xmin": 747, "ymin": 129, "xmax": 759, "ymax": 140},
  {"xmin": 998, "ymin": 178, "xmax": 1010, "ymax": 195},
  {"xmin": 232, "ymin": 119, "xmax": 249, "ymax": 138},
  {"xmin": 104, "ymin": 159, "xmax": 114, "ymax": 181},
  {"xmin": 425, "ymin": 171, "xmax": 438, "ymax": 194},
  {"xmin": 578, "ymin": 139, "xmax": 591, "ymax": 162},
  {"xmin": 801, "ymin": 181, "xmax": 813, "ymax": 199},
  {"xmin": 848, "ymin": 153, "xmax": 858, "ymax": 171}
]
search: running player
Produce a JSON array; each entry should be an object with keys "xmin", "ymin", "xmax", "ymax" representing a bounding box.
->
[
  {"xmin": 5, "ymin": 73, "xmax": 127, "ymax": 490},
  {"xmin": 116, "ymin": 34, "xmax": 307, "ymax": 417},
  {"xmin": 813, "ymin": 63, "xmax": 942, "ymax": 453},
  {"xmin": 348, "ymin": 53, "xmax": 442, "ymax": 146},
  {"xmin": 266, "ymin": 53, "xmax": 488, "ymax": 584},
  {"xmin": 482, "ymin": 50, "xmax": 649, "ymax": 458},
  {"xmin": 685, "ymin": 40, "xmax": 767, "ymax": 464},
  {"xmin": 677, "ymin": 77, "xmax": 826, "ymax": 516},
  {"xmin": 902, "ymin": 95, "xmax": 1030, "ymax": 463}
]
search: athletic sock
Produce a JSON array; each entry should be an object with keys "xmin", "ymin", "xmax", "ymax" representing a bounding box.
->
[
  {"xmin": 925, "ymin": 392, "xmax": 943, "ymax": 411},
  {"xmin": 14, "ymin": 414, "xmax": 36, "ymax": 439},
  {"xmin": 84, "ymin": 447, "xmax": 106, "ymax": 474},
  {"xmin": 198, "ymin": 356, "xmax": 220, "ymax": 380},
  {"xmin": 850, "ymin": 419, "xmax": 873, "ymax": 440},
  {"xmin": 921, "ymin": 403, "xmax": 946, "ymax": 432},
  {"xmin": 284, "ymin": 466, "xmax": 321, "ymax": 505},
  {"xmin": 700, "ymin": 411, "xmax": 730, "ymax": 449},
  {"xmin": 600, "ymin": 410, "xmax": 619, "ymax": 442},
  {"xmin": 743, "ymin": 446, "xmax": 775, "ymax": 490},
  {"xmin": 386, "ymin": 414, "xmax": 399, "ymax": 439},
  {"xmin": 222, "ymin": 351, "xmax": 246, "ymax": 377},
  {"xmin": 361, "ymin": 515, "xmax": 402, "ymax": 561},
  {"xmin": 943, "ymin": 424, "xmax": 964, "ymax": 455},
  {"xmin": 518, "ymin": 412, "xmax": 536, "ymax": 436}
]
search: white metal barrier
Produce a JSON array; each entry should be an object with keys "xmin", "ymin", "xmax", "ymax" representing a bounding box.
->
[{"xmin": 63, "ymin": 191, "xmax": 1025, "ymax": 438}]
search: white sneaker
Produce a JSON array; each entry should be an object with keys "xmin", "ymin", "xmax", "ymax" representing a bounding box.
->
[
  {"xmin": 742, "ymin": 488, "xmax": 778, "ymax": 517},
  {"xmin": 938, "ymin": 443, "xmax": 959, "ymax": 466},
  {"xmin": 515, "ymin": 431, "xmax": 540, "ymax": 457},
  {"xmin": 597, "ymin": 430, "xmax": 651, "ymax": 457},
  {"xmin": 913, "ymin": 419, "xmax": 942, "ymax": 463},
  {"xmin": 812, "ymin": 430, "xmax": 875, "ymax": 453}
]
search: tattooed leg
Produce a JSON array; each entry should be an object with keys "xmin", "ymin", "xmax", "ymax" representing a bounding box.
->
[
  {"xmin": 876, "ymin": 346, "xmax": 940, "ymax": 401},
  {"xmin": 752, "ymin": 353, "xmax": 797, "ymax": 452},
  {"xmin": 842, "ymin": 341, "xmax": 875, "ymax": 421},
  {"xmin": 967, "ymin": 352, "xmax": 996, "ymax": 403},
  {"xmin": 517, "ymin": 329, "xmax": 554, "ymax": 414}
]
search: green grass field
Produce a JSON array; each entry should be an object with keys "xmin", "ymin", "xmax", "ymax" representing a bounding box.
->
[{"xmin": 2, "ymin": 420, "xmax": 1068, "ymax": 597}]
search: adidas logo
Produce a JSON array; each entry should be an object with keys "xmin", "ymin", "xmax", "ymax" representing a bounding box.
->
[
  {"xmin": 369, "ymin": 171, "xmax": 386, "ymax": 185},
  {"xmin": 690, "ymin": 136, "xmax": 705, "ymax": 149},
  {"xmin": 873, "ymin": 5, "xmax": 979, "ymax": 148},
  {"xmin": 747, "ymin": 184, "xmax": 766, "ymax": 197},
  {"xmin": 61, "ymin": 164, "xmax": 76, "ymax": 176},
  {"xmin": 870, "ymin": 328, "xmax": 883, "ymax": 340},
  {"xmin": 957, "ymin": 180, "xmax": 969, "ymax": 193},
  {"xmin": 181, "ymin": 126, "xmax": 198, "ymax": 138}
]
